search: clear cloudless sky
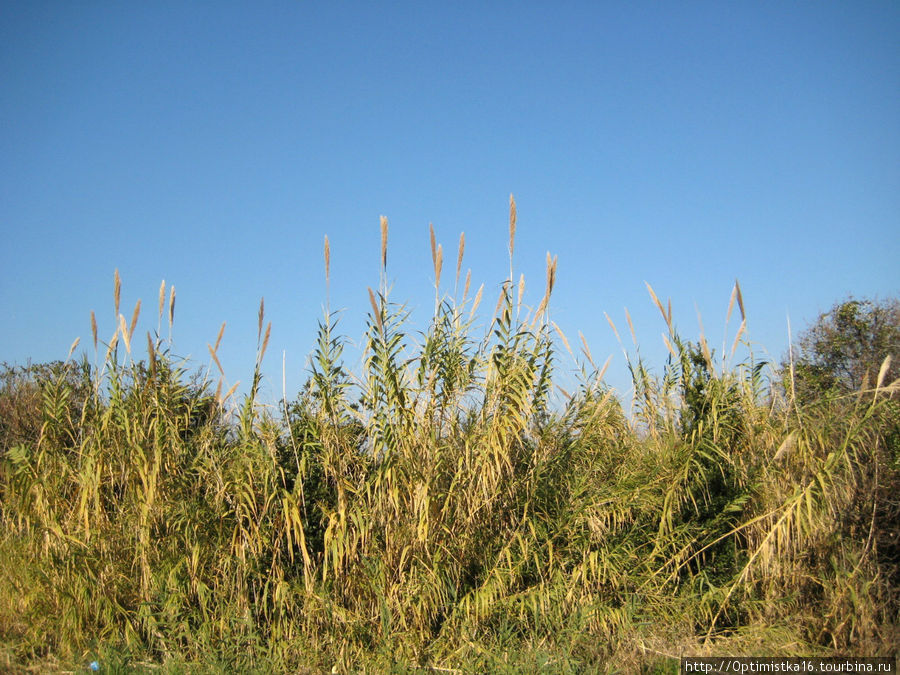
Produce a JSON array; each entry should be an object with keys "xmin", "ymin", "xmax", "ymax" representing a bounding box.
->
[{"xmin": 2, "ymin": 1, "xmax": 898, "ymax": 407}]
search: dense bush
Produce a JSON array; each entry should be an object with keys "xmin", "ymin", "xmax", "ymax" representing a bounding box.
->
[
  {"xmin": 784, "ymin": 296, "xmax": 900, "ymax": 402},
  {"xmin": 1, "ymin": 208, "xmax": 898, "ymax": 672}
]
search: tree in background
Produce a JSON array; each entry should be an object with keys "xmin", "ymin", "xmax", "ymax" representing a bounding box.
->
[
  {"xmin": 782, "ymin": 297, "xmax": 900, "ymax": 643},
  {"xmin": 785, "ymin": 296, "xmax": 900, "ymax": 402}
]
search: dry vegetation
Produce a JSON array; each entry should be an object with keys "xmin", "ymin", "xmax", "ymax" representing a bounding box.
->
[{"xmin": 1, "ymin": 198, "xmax": 898, "ymax": 672}]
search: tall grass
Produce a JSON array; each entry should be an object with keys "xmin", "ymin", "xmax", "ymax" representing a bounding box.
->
[{"xmin": 1, "ymin": 200, "xmax": 898, "ymax": 672}]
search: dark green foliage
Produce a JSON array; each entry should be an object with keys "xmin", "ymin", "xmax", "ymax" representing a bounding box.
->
[
  {"xmin": 0, "ymin": 359, "xmax": 93, "ymax": 452},
  {"xmin": 785, "ymin": 297, "xmax": 900, "ymax": 401}
]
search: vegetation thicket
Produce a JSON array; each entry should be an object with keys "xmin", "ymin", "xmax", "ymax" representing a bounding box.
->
[{"xmin": 1, "ymin": 199, "xmax": 898, "ymax": 672}]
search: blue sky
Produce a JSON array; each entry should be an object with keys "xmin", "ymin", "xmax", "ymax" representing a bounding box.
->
[{"xmin": 2, "ymin": 2, "xmax": 898, "ymax": 407}]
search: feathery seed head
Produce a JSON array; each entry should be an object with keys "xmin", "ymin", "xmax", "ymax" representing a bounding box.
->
[
  {"xmin": 553, "ymin": 321, "xmax": 573, "ymax": 357},
  {"xmin": 508, "ymin": 194, "xmax": 517, "ymax": 279},
  {"xmin": 877, "ymin": 354, "xmax": 892, "ymax": 390},
  {"xmin": 605, "ymin": 312, "xmax": 621, "ymax": 343},
  {"xmin": 579, "ymin": 331, "xmax": 596, "ymax": 368},
  {"xmin": 209, "ymin": 343, "xmax": 224, "ymax": 376},
  {"xmin": 368, "ymin": 287, "xmax": 383, "ymax": 333},
  {"xmin": 91, "ymin": 311, "xmax": 98, "ymax": 351},
  {"xmin": 625, "ymin": 308, "xmax": 637, "ymax": 346},
  {"xmin": 114, "ymin": 269, "xmax": 121, "ymax": 317},
  {"xmin": 470, "ymin": 283, "xmax": 484, "ymax": 319},
  {"xmin": 128, "ymin": 299, "xmax": 141, "ymax": 342},
  {"xmin": 435, "ymin": 244, "xmax": 443, "ymax": 288},
  {"xmin": 456, "ymin": 232, "xmax": 465, "ymax": 286},
  {"xmin": 545, "ymin": 252, "xmax": 558, "ymax": 296},
  {"xmin": 105, "ymin": 329, "xmax": 118, "ymax": 363},
  {"xmin": 67, "ymin": 337, "xmax": 80, "ymax": 361},
  {"xmin": 168, "ymin": 286, "xmax": 176, "ymax": 329},
  {"xmin": 147, "ymin": 332, "xmax": 156, "ymax": 376},
  {"xmin": 223, "ymin": 381, "xmax": 239, "ymax": 405},
  {"xmin": 258, "ymin": 298, "xmax": 265, "ymax": 342},
  {"xmin": 735, "ymin": 279, "xmax": 745, "ymax": 321},
  {"xmin": 726, "ymin": 284, "xmax": 737, "ymax": 324},
  {"xmin": 429, "ymin": 223, "xmax": 436, "ymax": 268},
  {"xmin": 214, "ymin": 321, "xmax": 226, "ymax": 352},
  {"xmin": 260, "ymin": 322, "xmax": 271, "ymax": 362},
  {"xmin": 119, "ymin": 314, "xmax": 131, "ymax": 354},
  {"xmin": 380, "ymin": 215, "xmax": 388, "ymax": 271},
  {"xmin": 731, "ymin": 320, "xmax": 746, "ymax": 357}
]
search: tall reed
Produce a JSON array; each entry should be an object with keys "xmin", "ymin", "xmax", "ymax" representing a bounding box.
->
[{"xmin": 1, "ymin": 201, "xmax": 897, "ymax": 672}]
